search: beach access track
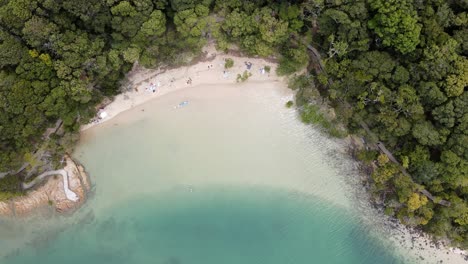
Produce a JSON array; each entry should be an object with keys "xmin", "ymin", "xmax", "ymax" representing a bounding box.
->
[{"xmin": 22, "ymin": 170, "xmax": 79, "ymax": 202}]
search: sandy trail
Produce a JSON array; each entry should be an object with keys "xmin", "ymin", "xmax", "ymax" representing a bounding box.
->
[{"xmin": 22, "ymin": 169, "xmax": 78, "ymax": 201}]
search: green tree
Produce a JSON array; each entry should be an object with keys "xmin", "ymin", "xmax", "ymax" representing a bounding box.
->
[
  {"xmin": 407, "ymin": 192, "xmax": 428, "ymax": 212},
  {"xmin": 432, "ymin": 101, "xmax": 455, "ymax": 128},
  {"xmin": 0, "ymin": 30, "xmax": 27, "ymax": 68},
  {"xmin": 22, "ymin": 16, "xmax": 59, "ymax": 48},
  {"xmin": 174, "ymin": 5, "xmax": 210, "ymax": 38},
  {"xmin": 412, "ymin": 121, "xmax": 447, "ymax": 146},
  {"xmin": 368, "ymin": 0, "xmax": 421, "ymax": 54}
]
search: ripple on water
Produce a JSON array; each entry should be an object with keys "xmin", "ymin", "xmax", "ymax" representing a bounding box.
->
[
  {"xmin": 3, "ymin": 187, "xmax": 402, "ymax": 264},
  {"xmin": 0, "ymin": 83, "xmax": 435, "ymax": 263}
]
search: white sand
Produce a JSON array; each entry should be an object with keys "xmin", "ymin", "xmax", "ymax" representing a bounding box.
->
[
  {"xmin": 77, "ymin": 45, "xmax": 468, "ymax": 263},
  {"xmin": 81, "ymin": 45, "xmax": 281, "ymax": 131}
]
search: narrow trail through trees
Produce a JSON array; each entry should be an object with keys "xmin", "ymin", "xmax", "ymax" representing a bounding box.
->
[{"xmin": 302, "ymin": 38, "xmax": 451, "ymax": 207}]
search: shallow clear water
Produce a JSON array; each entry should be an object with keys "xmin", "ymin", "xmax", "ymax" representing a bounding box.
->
[
  {"xmin": 3, "ymin": 188, "xmax": 400, "ymax": 264},
  {"xmin": 0, "ymin": 83, "xmax": 404, "ymax": 263}
]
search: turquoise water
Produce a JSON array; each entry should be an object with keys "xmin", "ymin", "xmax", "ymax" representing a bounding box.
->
[
  {"xmin": 3, "ymin": 188, "xmax": 400, "ymax": 264},
  {"xmin": 1, "ymin": 84, "xmax": 406, "ymax": 263}
]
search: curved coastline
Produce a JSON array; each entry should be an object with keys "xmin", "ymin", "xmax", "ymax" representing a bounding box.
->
[
  {"xmin": 1, "ymin": 45, "xmax": 466, "ymax": 263},
  {"xmin": 0, "ymin": 45, "xmax": 276, "ymax": 217},
  {"xmin": 81, "ymin": 45, "xmax": 281, "ymax": 132}
]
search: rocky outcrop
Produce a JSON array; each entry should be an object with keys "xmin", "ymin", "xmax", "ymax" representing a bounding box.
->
[{"xmin": 0, "ymin": 155, "xmax": 91, "ymax": 217}]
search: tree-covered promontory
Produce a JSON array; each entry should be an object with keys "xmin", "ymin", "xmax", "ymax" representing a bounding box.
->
[{"xmin": 0, "ymin": 0, "xmax": 467, "ymax": 249}]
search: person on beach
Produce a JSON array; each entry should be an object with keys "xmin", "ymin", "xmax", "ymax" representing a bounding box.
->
[{"xmin": 150, "ymin": 82, "xmax": 156, "ymax": 93}]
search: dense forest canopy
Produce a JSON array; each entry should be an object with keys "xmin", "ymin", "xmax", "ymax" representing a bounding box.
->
[
  {"xmin": 304, "ymin": 0, "xmax": 468, "ymax": 247},
  {"xmin": 0, "ymin": 0, "xmax": 467, "ymax": 249}
]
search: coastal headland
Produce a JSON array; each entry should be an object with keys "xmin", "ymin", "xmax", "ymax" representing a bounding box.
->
[
  {"xmin": 1, "ymin": 45, "xmax": 466, "ymax": 263},
  {"xmin": 0, "ymin": 155, "xmax": 90, "ymax": 216},
  {"xmin": 0, "ymin": 45, "xmax": 277, "ymax": 217}
]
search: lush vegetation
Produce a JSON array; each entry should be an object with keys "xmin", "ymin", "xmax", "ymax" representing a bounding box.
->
[
  {"xmin": 236, "ymin": 70, "xmax": 252, "ymax": 82},
  {"xmin": 0, "ymin": 0, "xmax": 466, "ymax": 249},
  {"xmin": 0, "ymin": 0, "xmax": 308, "ymax": 183},
  {"xmin": 224, "ymin": 58, "xmax": 234, "ymax": 69},
  {"xmin": 0, "ymin": 0, "xmax": 214, "ymax": 196},
  {"xmin": 294, "ymin": 0, "xmax": 468, "ymax": 248}
]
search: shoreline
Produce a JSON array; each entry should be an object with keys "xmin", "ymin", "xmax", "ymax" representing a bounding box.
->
[
  {"xmin": 2, "ymin": 44, "xmax": 465, "ymax": 263},
  {"xmin": 0, "ymin": 155, "xmax": 91, "ymax": 217},
  {"xmin": 341, "ymin": 137, "xmax": 468, "ymax": 263},
  {"xmin": 0, "ymin": 45, "xmax": 278, "ymax": 217},
  {"xmin": 81, "ymin": 45, "xmax": 281, "ymax": 131}
]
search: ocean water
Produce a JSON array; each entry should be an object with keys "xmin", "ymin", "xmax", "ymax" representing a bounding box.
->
[
  {"xmin": 3, "ymin": 188, "xmax": 400, "ymax": 264},
  {"xmin": 1, "ymin": 83, "xmax": 405, "ymax": 263}
]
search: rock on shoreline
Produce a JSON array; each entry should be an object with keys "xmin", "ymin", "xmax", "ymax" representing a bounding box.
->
[{"xmin": 0, "ymin": 156, "xmax": 91, "ymax": 217}]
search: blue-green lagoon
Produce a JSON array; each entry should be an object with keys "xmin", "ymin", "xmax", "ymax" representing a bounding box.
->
[{"xmin": 0, "ymin": 82, "xmax": 462, "ymax": 263}]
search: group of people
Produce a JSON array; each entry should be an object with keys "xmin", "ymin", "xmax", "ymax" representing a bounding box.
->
[
  {"xmin": 145, "ymin": 82, "xmax": 156, "ymax": 93},
  {"xmin": 140, "ymin": 59, "xmax": 268, "ymax": 94},
  {"xmin": 145, "ymin": 82, "xmax": 162, "ymax": 93}
]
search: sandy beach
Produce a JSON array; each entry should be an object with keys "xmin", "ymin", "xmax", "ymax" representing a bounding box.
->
[
  {"xmin": 2, "ymin": 45, "xmax": 463, "ymax": 263},
  {"xmin": 77, "ymin": 45, "xmax": 468, "ymax": 264},
  {"xmin": 81, "ymin": 45, "xmax": 282, "ymax": 131}
]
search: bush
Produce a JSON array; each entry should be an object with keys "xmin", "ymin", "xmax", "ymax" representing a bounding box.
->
[
  {"xmin": 300, "ymin": 104, "xmax": 327, "ymax": 124},
  {"xmin": 300, "ymin": 104, "xmax": 347, "ymax": 138},
  {"xmin": 357, "ymin": 150, "xmax": 379, "ymax": 164},
  {"xmin": 288, "ymin": 74, "xmax": 313, "ymax": 90},
  {"xmin": 0, "ymin": 174, "xmax": 22, "ymax": 193},
  {"xmin": 224, "ymin": 58, "xmax": 234, "ymax": 69},
  {"xmin": 285, "ymin": 101, "xmax": 294, "ymax": 108},
  {"xmin": 236, "ymin": 70, "xmax": 252, "ymax": 82},
  {"xmin": 384, "ymin": 207, "xmax": 395, "ymax": 216},
  {"xmin": 264, "ymin": 65, "xmax": 271, "ymax": 73},
  {"xmin": 276, "ymin": 46, "xmax": 308, "ymax": 76},
  {"xmin": 0, "ymin": 191, "xmax": 21, "ymax": 201},
  {"xmin": 277, "ymin": 58, "xmax": 300, "ymax": 76}
]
